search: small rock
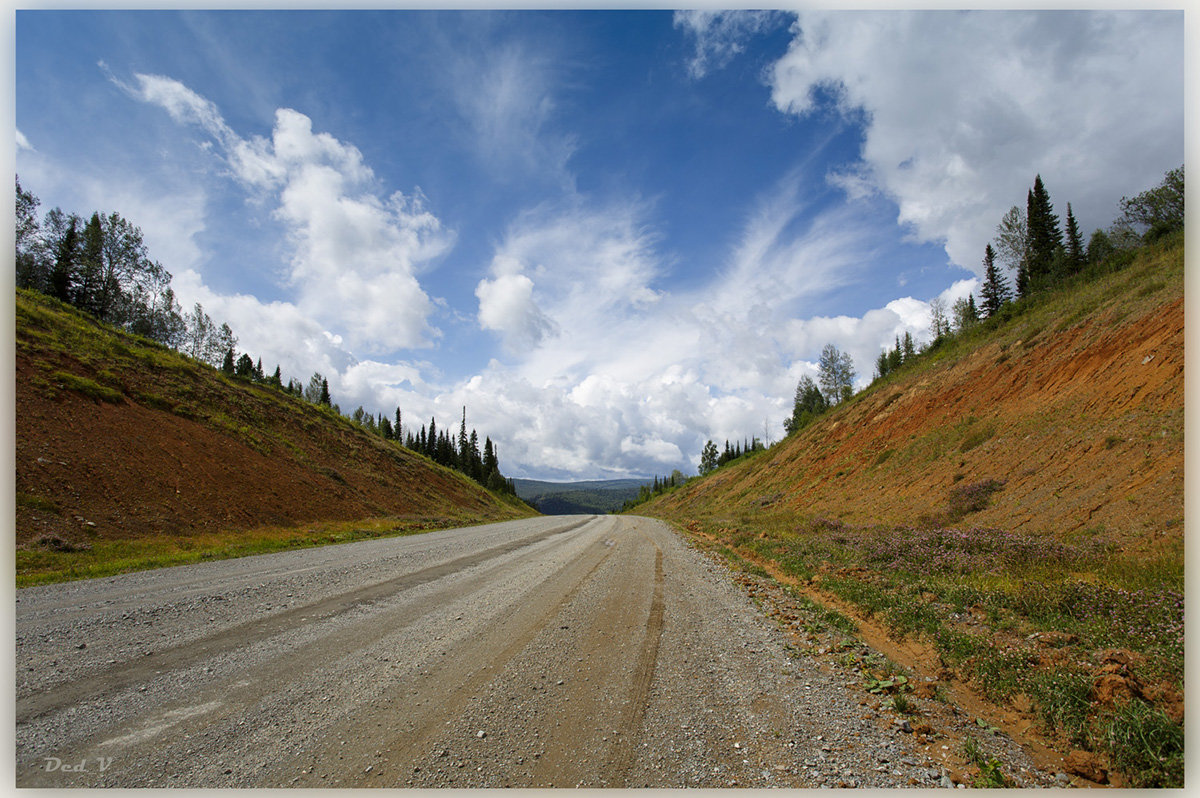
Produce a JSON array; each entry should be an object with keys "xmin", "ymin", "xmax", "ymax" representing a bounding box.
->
[{"xmin": 476, "ymin": 730, "xmax": 486, "ymax": 739}]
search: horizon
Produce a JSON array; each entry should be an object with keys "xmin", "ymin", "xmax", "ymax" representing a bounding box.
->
[{"xmin": 15, "ymin": 9, "xmax": 1184, "ymax": 481}]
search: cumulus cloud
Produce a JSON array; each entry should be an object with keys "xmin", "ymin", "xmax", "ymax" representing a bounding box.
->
[
  {"xmin": 16, "ymin": 129, "xmax": 33, "ymax": 151},
  {"xmin": 674, "ymin": 10, "xmax": 785, "ymax": 79},
  {"xmin": 768, "ymin": 10, "xmax": 1184, "ymax": 274},
  {"xmin": 120, "ymin": 72, "xmax": 453, "ymax": 354},
  {"xmin": 459, "ymin": 176, "xmax": 962, "ymax": 478}
]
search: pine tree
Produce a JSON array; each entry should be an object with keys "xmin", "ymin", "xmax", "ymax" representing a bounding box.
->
[
  {"xmin": 76, "ymin": 212, "xmax": 104, "ymax": 316},
  {"xmin": 235, "ymin": 353, "xmax": 255, "ymax": 378},
  {"xmin": 319, "ymin": 377, "xmax": 331, "ymax": 407},
  {"xmin": 902, "ymin": 332, "xmax": 915, "ymax": 361},
  {"xmin": 458, "ymin": 407, "xmax": 469, "ymax": 466},
  {"xmin": 271, "ymin": 365, "xmax": 282, "ymax": 388},
  {"xmin": 978, "ymin": 243, "xmax": 1009, "ymax": 317},
  {"xmin": 49, "ymin": 216, "xmax": 79, "ymax": 303},
  {"xmin": 222, "ymin": 348, "xmax": 235, "ymax": 375},
  {"xmin": 1026, "ymin": 175, "xmax": 1062, "ymax": 289},
  {"xmin": 426, "ymin": 417, "xmax": 437, "ymax": 458},
  {"xmin": 1063, "ymin": 203, "xmax": 1085, "ymax": 275},
  {"xmin": 394, "ymin": 408, "xmax": 403, "ymax": 442},
  {"xmin": 483, "ymin": 437, "xmax": 498, "ymax": 476}
]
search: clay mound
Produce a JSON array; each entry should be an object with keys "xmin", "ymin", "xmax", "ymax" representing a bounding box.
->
[{"xmin": 15, "ymin": 289, "xmax": 532, "ymax": 546}]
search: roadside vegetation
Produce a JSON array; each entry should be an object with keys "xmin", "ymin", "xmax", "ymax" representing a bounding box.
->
[
  {"xmin": 15, "ymin": 516, "xmax": 478, "ymax": 588},
  {"xmin": 638, "ymin": 167, "xmax": 1185, "ymax": 787}
]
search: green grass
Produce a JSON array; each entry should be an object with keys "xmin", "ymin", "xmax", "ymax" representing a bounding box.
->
[
  {"xmin": 1104, "ymin": 699, "xmax": 1184, "ymax": 788},
  {"xmin": 14, "ymin": 516, "xmax": 479, "ymax": 587},
  {"xmin": 50, "ymin": 371, "xmax": 124, "ymax": 403}
]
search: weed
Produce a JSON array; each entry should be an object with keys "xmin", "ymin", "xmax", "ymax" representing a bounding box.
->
[
  {"xmin": 16, "ymin": 492, "xmax": 60, "ymax": 514},
  {"xmin": 1104, "ymin": 700, "xmax": 1184, "ymax": 787},
  {"xmin": 51, "ymin": 371, "xmax": 124, "ymax": 404},
  {"xmin": 946, "ymin": 478, "xmax": 1005, "ymax": 517},
  {"xmin": 962, "ymin": 734, "xmax": 1009, "ymax": 788},
  {"xmin": 1026, "ymin": 668, "xmax": 1093, "ymax": 747},
  {"xmin": 958, "ymin": 426, "xmax": 996, "ymax": 453}
]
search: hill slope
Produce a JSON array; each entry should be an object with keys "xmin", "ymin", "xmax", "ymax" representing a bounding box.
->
[
  {"xmin": 644, "ymin": 238, "xmax": 1182, "ymax": 546},
  {"xmin": 637, "ymin": 236, "xmax": 1184, "ymax": 787},
  {"xmin": 15, "ymin": 289, "xmax": 535, "ymax": 554},
  {"xmin": 512, "ymin": 478, "xmax": 649, "ymax": 514}
]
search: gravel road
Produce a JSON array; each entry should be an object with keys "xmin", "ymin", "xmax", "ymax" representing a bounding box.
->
[{"xmin": 16, "ymin": 515, "xmax": 1051, "ymax": 787}]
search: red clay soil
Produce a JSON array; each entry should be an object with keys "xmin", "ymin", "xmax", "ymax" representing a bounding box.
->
[
  {"xmin": 652, "ymin": 290, "xmax": 1183, "ymax": 552},
  {"xmin": 15, "ymin": 296, "xmax": 529, "ymax": 548}
]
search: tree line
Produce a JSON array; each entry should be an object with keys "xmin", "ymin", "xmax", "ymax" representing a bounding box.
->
[
  {"xmin": 696, "ymin": 165, "xmax": 1183, "ymax": 478},
  {"xmin": 15, "ymin": 176, "xmax": 517, "ymax": 497}
]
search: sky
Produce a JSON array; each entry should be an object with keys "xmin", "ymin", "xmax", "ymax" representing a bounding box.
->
[{"xmin": 14, "ymin": 9, "xmax": 1185, "ymax": 481}]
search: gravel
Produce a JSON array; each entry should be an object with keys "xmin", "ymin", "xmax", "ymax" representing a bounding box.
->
[{"xmin": 16, "ymin": 514, "xmax": 1053, "ymax": 787}]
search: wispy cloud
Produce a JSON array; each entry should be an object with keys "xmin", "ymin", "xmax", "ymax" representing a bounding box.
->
[
  {"xmin": 448, "ymin": 40, "xmax": 576, "ymax": 186},
  {"xmin": 674, "ymin": 10, "xmax": 785, "ymax": 79}
]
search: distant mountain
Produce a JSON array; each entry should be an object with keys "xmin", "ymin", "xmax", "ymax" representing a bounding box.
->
[{"xmin": 512, "ymin": 478, "xmax": 651, "ymax": 515}]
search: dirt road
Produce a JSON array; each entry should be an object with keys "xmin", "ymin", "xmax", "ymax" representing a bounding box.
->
[{"xmin": 16, "ymin": 515, "xmax": 1049, "ymax": 787}]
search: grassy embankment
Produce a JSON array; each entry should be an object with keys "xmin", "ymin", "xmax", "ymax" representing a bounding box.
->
[
  {"xmin": 16, "ymin": 288, "xmax": 535, "ymax": 587},
  {"xmin": 639, "ymin": 233, "xmax": 1184, "ymax": 787}
]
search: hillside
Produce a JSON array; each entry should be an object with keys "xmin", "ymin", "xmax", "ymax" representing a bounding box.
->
[
  {"xmin": 15, "ymin": 289, "xmax": 535, "ymax": 576},
  {"xmin": 513, "ymin": 478, "xmax": 649, "ymax": 514},
  {"xmin": 636, "ymin": 235, "xmax": 1184, "ymax": 787}
]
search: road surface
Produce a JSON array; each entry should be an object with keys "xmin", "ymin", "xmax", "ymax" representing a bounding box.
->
[{"xmin": 16, "ymin": 515, "xmax": 1023, "ymax": 787}]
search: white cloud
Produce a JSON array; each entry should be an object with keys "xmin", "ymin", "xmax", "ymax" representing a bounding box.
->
[
  {"xmin": 449, "ymin": 41, "xmax": 576, "ymax": 185},
  {"xmin": 674, "ymin": 10, "xmax": 784, "ymax": 79},
  {"xmin": 122, "ymin": 73, "xmax": 454, "ymax": 354},
  {"xmin": 768, "ymin": 10, "xmax": 1184, "ymax": 275},
  {"xmin": 456, "ymin": 174, "xmax": 964, "ymax": 478},
  {"xmin": 475, "ymin": 272, "xmax": 558, "ymax": 351},
  {"xmin": 16, "ymin": 129, "xmax": 33, "ymax": 151}
]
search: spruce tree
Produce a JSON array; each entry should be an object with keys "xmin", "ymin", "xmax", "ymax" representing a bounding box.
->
[
  {"xmin": 979, "ymin": 243, "xmax": 1009, "ymax": 317},
  {"xmin": 1064, "ymin": 203, "xmax": 1085, "ymax": 275},
  {"xmin": 222, "ymin": 348, "xmax": 236, "ymax": 375},
  {"xmin": 49, "ymin": 217, "xmax": 79, "ymax": 303},
  {"xmin": 1026, "ymin": 175, "xmax": 1062, "ymax": 289},
  {"xmin": 319, "ymin": 377, "xmax": 331, "ymax": 406},
  {"xmin": 76, "ymin": 212, "xmax": 104, "ymax": 316},
  {"xmin": 426, "ymin": 417, "xmax": 437, "ymax": 457}
]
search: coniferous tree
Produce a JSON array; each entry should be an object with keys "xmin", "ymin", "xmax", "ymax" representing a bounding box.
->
[
  {"xmin": 235, "ymin": 353, "xmax": 255, "ymax": 378},
  {"xmin": 1026, "ymin": 175, "xmax": 1062, "ymax": 289},
  {"xmin": 426, "ymin": 417, "xmax": 437, "ymax": 458},
  {"xmin": 49, "ymin": 216, "xmax": 79, "ymax": 303},
  {"xmin": 458, "ymin": 407, "xmax": 469, "ymax": 466},
  {"xmin": 887, "ymin": 336, "xmax": 903, "ymax": 372},
  {"xmin": 1064, "ymin": 203, "xmax": 1085, "ymax": 275},
  {"xmin": 222, "ymin": 348, "xmax": 236, "ymax": 375},
  {"xmin": 394, "ymin": 408, "xmax": 403, "ymax": 442},
  {"xmin": 902, "ymin": 332, "xmax": 916, "ymax": 361},
  {"xmin": 978, "ymin": 243, "xmax": 1009, "ymax": 317},
  {"xmin": 319, "ymin": 377, "xmax": 331, "ymax": 407},
  {"xmin": 271, "ymin": 365, "xmax": 282, "ymax": 389},
  {"xmin": 783, "ymin": 375, "xmax": 828, "ymax": 434},
  {"xmin": 76, "ymin": 212, "xmax": 104, "ymax": 315}
]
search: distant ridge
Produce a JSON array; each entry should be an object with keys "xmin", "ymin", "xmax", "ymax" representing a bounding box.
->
[{"xmin": 513, "ymin": 478, "xmax": 650, "ymax": 515}]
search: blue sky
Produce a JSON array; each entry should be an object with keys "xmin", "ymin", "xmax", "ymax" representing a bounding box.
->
[{"xmin": 15, "ymin": 10, "xmax": 1184, "ymax": 480}]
